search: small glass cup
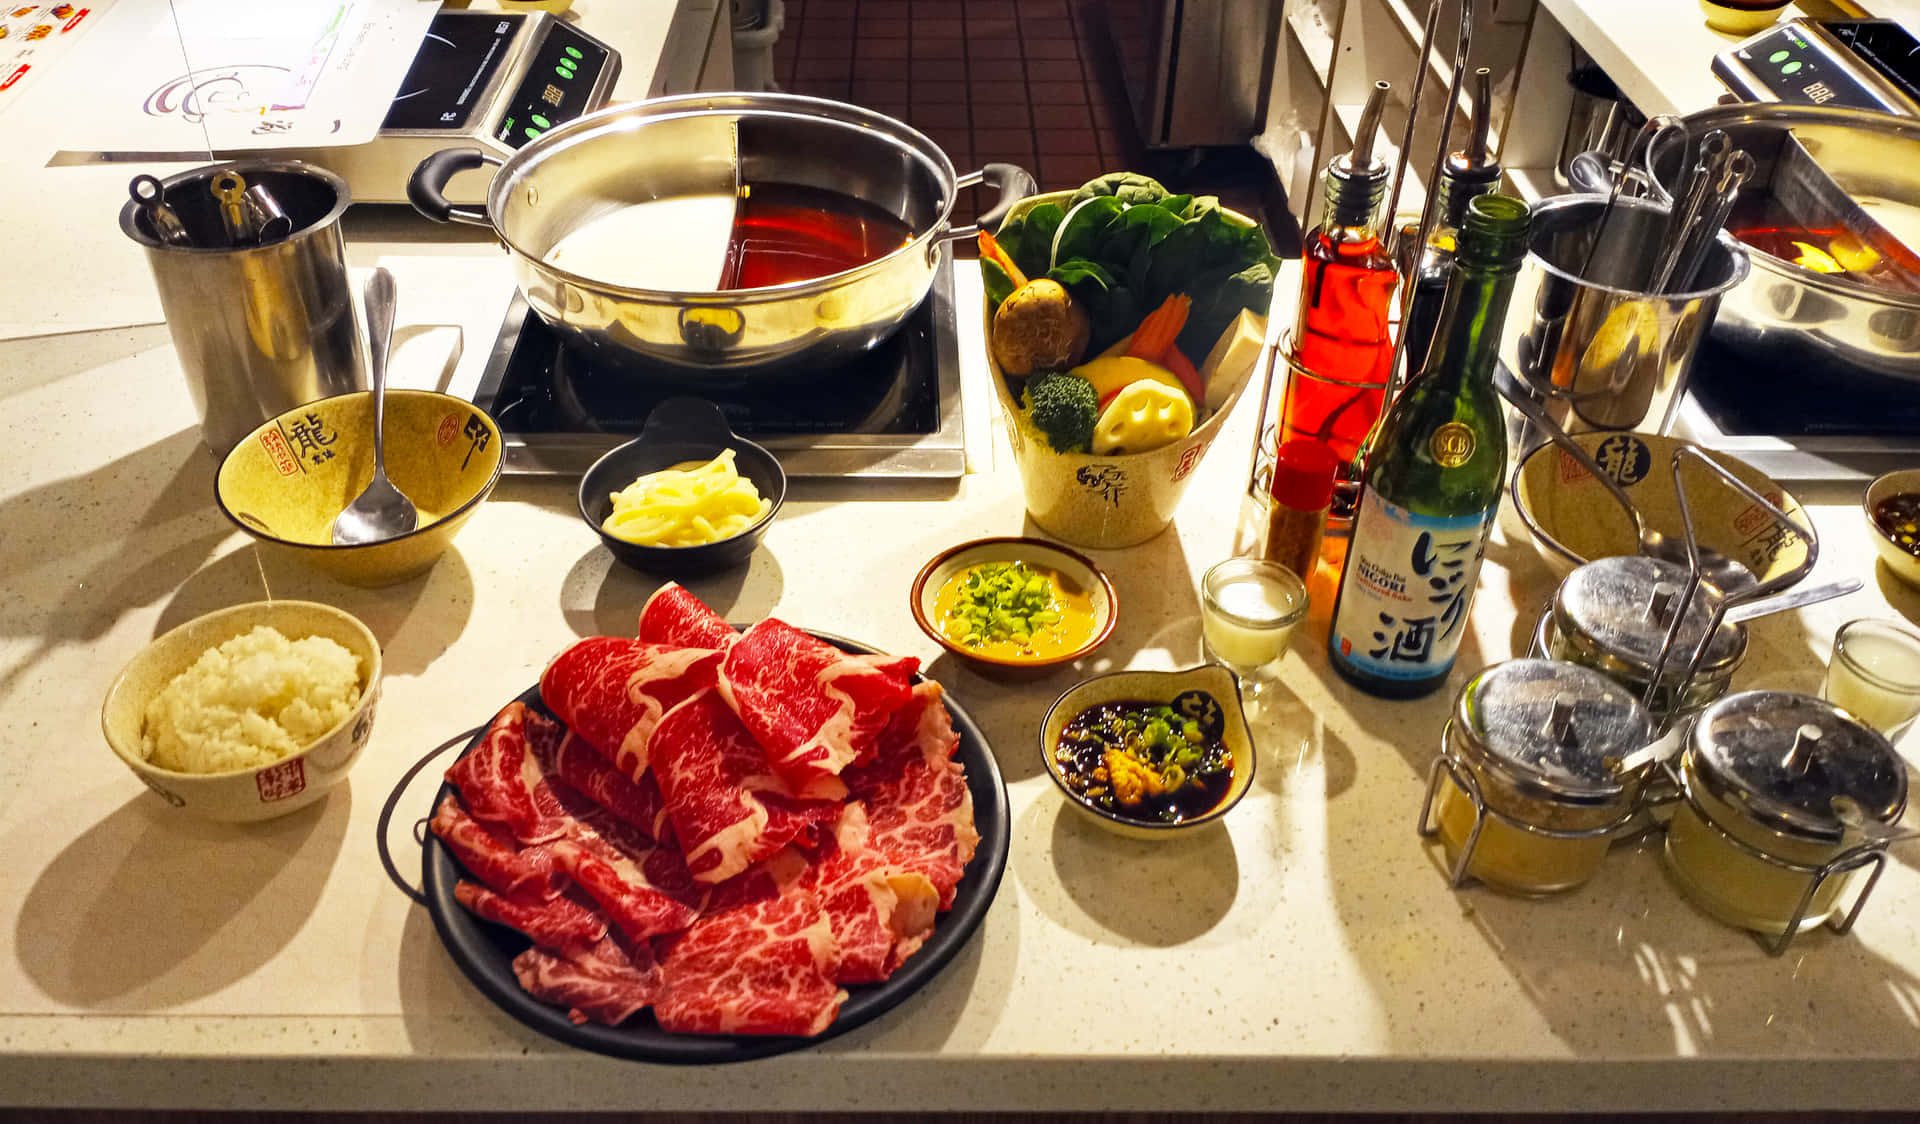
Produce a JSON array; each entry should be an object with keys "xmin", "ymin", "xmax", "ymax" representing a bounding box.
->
[
  {"xmin": 1822, "ymin": 618, "xmax": 1920, "ymax": 741},
  {"xmin": 1200, "ymin": 558, "xmax": 1308, "ymax": 684}
]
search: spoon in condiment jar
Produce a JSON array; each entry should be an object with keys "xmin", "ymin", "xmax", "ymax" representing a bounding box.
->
[{"xmin": 330, "ymin": 268, "xmax": 420, "ymax": 546}]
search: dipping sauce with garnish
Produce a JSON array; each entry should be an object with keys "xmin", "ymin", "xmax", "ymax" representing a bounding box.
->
[{"xmin": 1871, "ymin": 492, "xmax": 1920, "ymax": 558}]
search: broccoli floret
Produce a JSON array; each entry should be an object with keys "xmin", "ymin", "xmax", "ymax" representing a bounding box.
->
[
  {"xmin": 1069, "ymin": 172, "xmax": 1170, "ymax": 209},
  {"xmin": 1023, "ymin": 371, "xmax": 1099, "ymax": 453}
]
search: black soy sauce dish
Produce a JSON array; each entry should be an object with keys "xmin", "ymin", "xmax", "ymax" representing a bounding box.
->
[{"xmin": 577, "ymin": 397, "xmax": 787, "ymax": 575}]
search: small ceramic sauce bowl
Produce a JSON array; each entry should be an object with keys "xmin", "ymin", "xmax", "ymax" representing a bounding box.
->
[
  {"xmin": 578, "ymin": 397, "xmax": 787, "ymax": 576},
  {"xmin": 1864, "ymin": 467, "xmax": 1920, "ymax": 591},
  {"xmin": 910, "ymin": 536, "xmax": 1116, "ymax": 678},
  {"xmin": 1040, "ymin": 664, "xmax": 1255, "ymax": 839}
]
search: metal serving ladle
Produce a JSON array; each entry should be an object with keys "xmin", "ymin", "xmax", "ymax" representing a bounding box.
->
[{"xmin": 331, "ymin": 268, "xmax": 420, "ymax": 546}]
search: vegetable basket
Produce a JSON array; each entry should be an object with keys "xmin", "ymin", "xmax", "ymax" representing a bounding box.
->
[{"xmin": 985, "ymin": 190, "xmax": 1262, "ymax": 549}]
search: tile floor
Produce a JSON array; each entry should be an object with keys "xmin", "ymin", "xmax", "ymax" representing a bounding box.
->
[{"xmin": 768, "ymin": 0, "xmax": 1143, "ymax": 215}]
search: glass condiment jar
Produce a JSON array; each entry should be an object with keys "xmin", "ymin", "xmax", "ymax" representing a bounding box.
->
[
  {"xmin": 1419, "ymin": 659, "xmax": 1654, "ymax": 895},
  {"xmin": 1540, "ymin": 556, "xmax": 1746, "ymax": 716},
  {"xmin": 1664, "ymin": 690, "xmax": 1908, "ymax": 952}
]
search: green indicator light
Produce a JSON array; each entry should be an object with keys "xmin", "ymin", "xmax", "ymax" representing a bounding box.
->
[
  {"xmin": 566, "ymin": 46, "xmax": 583, "ymax": 59},
  {"xmin": 1768, "ymin": 49, "xmax": 1790, "ymax": 63},
  {"xmin": 525, "ymin": 126, "xmax": 542, "ymax": 139},
  {"xmin": 556, "ymin": 65, "xmax": 572, "ymax": 78},
  {"xmin": 532, "ymin": 114, "xmax": 551, "ymax": 128},
  {"xmin": 1782, "ymin": 60, "xmax": 1803, "ymax": 75},
  {"xmin": 560, "ymin": 57, "xmax": 578, "ymax": 72}
]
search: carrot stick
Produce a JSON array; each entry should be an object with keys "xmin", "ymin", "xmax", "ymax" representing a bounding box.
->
[
  {"xmin": 977, "ymin": 231, "xmax": 1030, "ymax": 289},
  {"xmin": 1162, "ymin": 347, "xmax": 1205, "ymax": 407},
  {"xmin": 1127, "ymin": 293, "xmax": 1191, "ymax": 362}
]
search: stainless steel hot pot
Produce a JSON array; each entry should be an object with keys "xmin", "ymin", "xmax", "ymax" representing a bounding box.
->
[
  {"xmin": 409, "ymin": 93, "xmax": 1031, "ymax": 377},
  {"xmin": 1680, "ymin": 103, "xmax": 1920, "ymax": 383}
]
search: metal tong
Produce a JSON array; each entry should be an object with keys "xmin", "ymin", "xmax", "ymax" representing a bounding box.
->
[
  {"xmin": 208, "ymin": 171, "xmax": 294, "ymax": 247},
  {"xmin": 1658, "ymin": 141, "xmax": 1755, "ymax": 294},
  {"xmin": 129, "ymin": 175, "xmax": 192, "ymax": 248}
]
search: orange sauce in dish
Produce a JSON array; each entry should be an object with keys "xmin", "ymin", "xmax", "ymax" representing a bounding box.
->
[{"xmin": 930, "ymin": 561, "xmax": 1097, "ymax": 660}]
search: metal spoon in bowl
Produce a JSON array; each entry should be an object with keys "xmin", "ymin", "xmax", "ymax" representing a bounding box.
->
[{"xmin": 331, "ymin": 268, "xmax": 420, "ymax": 545}]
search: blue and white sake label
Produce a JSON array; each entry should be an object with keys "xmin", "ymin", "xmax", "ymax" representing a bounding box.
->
[{"xmin": 1331, "ymin": 492, "xmax": 1496, "ymax": 681}]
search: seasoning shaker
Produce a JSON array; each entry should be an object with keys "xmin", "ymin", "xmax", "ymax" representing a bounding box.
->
[
  {"xmin": 1538, "ymin": 555, "xmax": 1747, "ymax": 718},
  {"xmin": 1663, "ymin": 690, "xmax": 1908, "ymax": 953},
  {"xmin": 1263, "ymin": 438, "xmax": 1338, "ymax": 579},
  {"xmin": 1418, "ymin": 659, "xmax": 1655, "ymax": 895}
]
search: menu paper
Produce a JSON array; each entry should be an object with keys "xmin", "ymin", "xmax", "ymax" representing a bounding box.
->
[
  {"xmin": 34, "ymin": 0, "xmax": 439, "ymax": 151},
  {"xmin": 0, "ymin": 2, "xmax": 109, "ymax": 115}
]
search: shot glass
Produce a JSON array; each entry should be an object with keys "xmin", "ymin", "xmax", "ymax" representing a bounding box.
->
[
  {"xmin": 1822, "ymin": 618, "xmax": 1920, "ymax": 741},
  {"xmin": 1200, "ymin": 558, "xmax": 1308, "ymax": 684}
]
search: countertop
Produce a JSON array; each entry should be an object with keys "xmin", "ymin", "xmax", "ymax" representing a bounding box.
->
[{"xmin": 1, "ymin": 2, "xmax": 1919, "ymax": 1115}]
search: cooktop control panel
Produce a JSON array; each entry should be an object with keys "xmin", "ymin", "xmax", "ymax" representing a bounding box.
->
[
  {"xmin": 1714, "ymin": 19, "xmax": 1920, "ymax": 115},
  {"xmin": 281, "ymin": 10, "xmax": 620, "ymax": 204}
]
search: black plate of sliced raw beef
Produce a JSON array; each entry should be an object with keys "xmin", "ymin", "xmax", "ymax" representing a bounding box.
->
[{"xmin": 420, "ymin": 628, "xmax": 1011, "ymax": 1064}]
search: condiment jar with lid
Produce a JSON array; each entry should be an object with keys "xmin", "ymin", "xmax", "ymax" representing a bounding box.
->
[
  {"xmin": 1537, "ymin": 556, "xmax": 1746, "ymax": 716},
  {"xmin": 1419, "ymin": 658, "xmax": 1654, "ymax": 895},
  {"xmin": 1664, "ymin": 690, "xmax": 1908, "ymax": 952}
]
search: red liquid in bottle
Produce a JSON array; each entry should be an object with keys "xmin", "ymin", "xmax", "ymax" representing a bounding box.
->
[{"xmin": 1283, "ymin": 231, "xmax": 1397, "ymax": 466}]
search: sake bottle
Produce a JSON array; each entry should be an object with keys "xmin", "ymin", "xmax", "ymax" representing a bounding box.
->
[{"xmin": 1327, "ymin": 193, "xmax": 1531, "ymax": 699}]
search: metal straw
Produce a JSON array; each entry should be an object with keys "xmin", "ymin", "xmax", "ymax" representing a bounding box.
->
[{"xmin": 1383, "ymin": 0, "xmax": 1446, "ymax": 240}]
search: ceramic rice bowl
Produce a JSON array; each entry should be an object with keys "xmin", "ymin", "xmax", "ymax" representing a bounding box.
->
[
  {"xmin": 1510, "ymin": 431, "xmax": 1811, "ymax": 585},
  {"xmin": 216, "ymin": 390, "xmax": 503, "ymax": 586},
  {"xmin": 100, "ymin": 600, "xmax": 382, "ymax": 822},
  {"xmin": 987, "ymin": 190, "xmax": 1259, "ymax": 550}
]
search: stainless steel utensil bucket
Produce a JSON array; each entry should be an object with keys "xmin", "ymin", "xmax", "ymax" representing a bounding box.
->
[
  {"xmin": 120, "ymin": 161, "xmax": 360, "ymax": 457},
  {"xmin": 1501, "ymin": 194, "xmax": 1749, "ymax": 445}
]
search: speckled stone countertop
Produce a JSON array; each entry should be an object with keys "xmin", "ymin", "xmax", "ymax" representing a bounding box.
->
[{"xmin": 2, "ymin": 12, "xmax": 1919, "ymax": 1117}]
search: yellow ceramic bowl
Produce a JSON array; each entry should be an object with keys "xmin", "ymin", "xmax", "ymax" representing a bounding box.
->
[
  {"xmin": 100, "ymin": 600, "xmax": 382, "ymax": 823},
  {"xmin": 216, "ymin": 390, "xmax": 503, "ymax": 586},
  {"xmin": 1864, "ymin": 467, "xmax": 1920, "ymax": 590},
  {"xmin": 986, "ymin": 190, "xmax": 1265, "ymax": 549},
  {"xmin": 1510, "ymin": 431, "xmax": 1811, "ymax": 586},
  {"xmin": 1040, "ymin": 664, "xmax": 1255, "ymax": 840},
  {"xmin": 1698, "ymin": 0, "xmax": 1788, "ymax": 35}
]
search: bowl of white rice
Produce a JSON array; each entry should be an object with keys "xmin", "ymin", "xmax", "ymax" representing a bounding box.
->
[{"xmin": 101, "ymin": 600, "xmax": 382, "ymax": 822}]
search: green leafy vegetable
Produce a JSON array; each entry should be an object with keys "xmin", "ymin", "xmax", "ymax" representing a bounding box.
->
[
  {"xmin": 1051, "ymin": 196, "xmax": 1125, "ymax": 269},
  {"xmin": 982, "ymin": 257, "xmax": 1018, "ymax": 311},
  {"xmin": 1068, "ymin": 172, "xmax": 1171, "ymax": 209}
]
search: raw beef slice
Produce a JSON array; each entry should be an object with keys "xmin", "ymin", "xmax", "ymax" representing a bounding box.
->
[
  {"xmin": 547, "ymin": 808, "xmax": 705, "ymax": 943},
  {"xmin": 526, "ymin": 710, "xmax": 673, "ymax": 843},
  {"xmin": 653, "ymin": 850, "xmax": 846, "ymax": 1036},
  {"xmin": 648, "ymin": 688, "xmax": 842, "ymax": 884},
  {"xmin": 717, "ymin": 618, "xmax": 919, "ymax": 798},
  {"xmin": 541, "ymin": 637, "xmax": 721, "ymax": 776},
  {"xmin": 513, "ymin": 932, "xmax": 663, "ymax": 1026},
  {"xmin": 843, "ymin": 681, "xmax": 978, "ymax": 910},
  {"xmin": 444, "ymin": 702, "xmax": 571, "ymax": 844},
  {"xmin": 453, "ymin": 881, "xmax": 607, "ymax": 956},
  {"xmin": 428, "ymin": 794, "xmax": 561, "ymax": 900},
  {"xmin": 638, "ymin": 582, "xmax": 740, "ymax": 650},
  {"xmin": 804, "ymin": 802, "xmax": 939, "ymax": 983}
]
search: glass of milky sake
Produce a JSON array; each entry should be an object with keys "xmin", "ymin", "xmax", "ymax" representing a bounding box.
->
[
  {"xmin": 1201, "ymin": 558, "xmax": 1308, "ymax": 685},
  {"xmin": 1822, "ymin": 618, "xmax": 1920, "ymax": 743}
]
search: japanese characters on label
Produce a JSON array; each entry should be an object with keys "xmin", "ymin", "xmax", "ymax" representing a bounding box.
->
[{"xmin": 1330, "ymin": 493, "xmax": 1494, "ymax": 681}]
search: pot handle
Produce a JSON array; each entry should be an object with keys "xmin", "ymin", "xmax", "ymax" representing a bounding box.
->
[
  {"xmin": 945, "ymin": 162, "xmax": 1037, "ymax": 243},
  {"xmin": 408, "ymin": 147, "xmax": 502, "ymax": 227}
]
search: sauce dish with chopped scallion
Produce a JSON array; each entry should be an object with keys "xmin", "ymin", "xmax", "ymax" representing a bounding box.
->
[{"xmin": 910, "ymin": 537, "xmax": 1116, "ymax": 676}]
